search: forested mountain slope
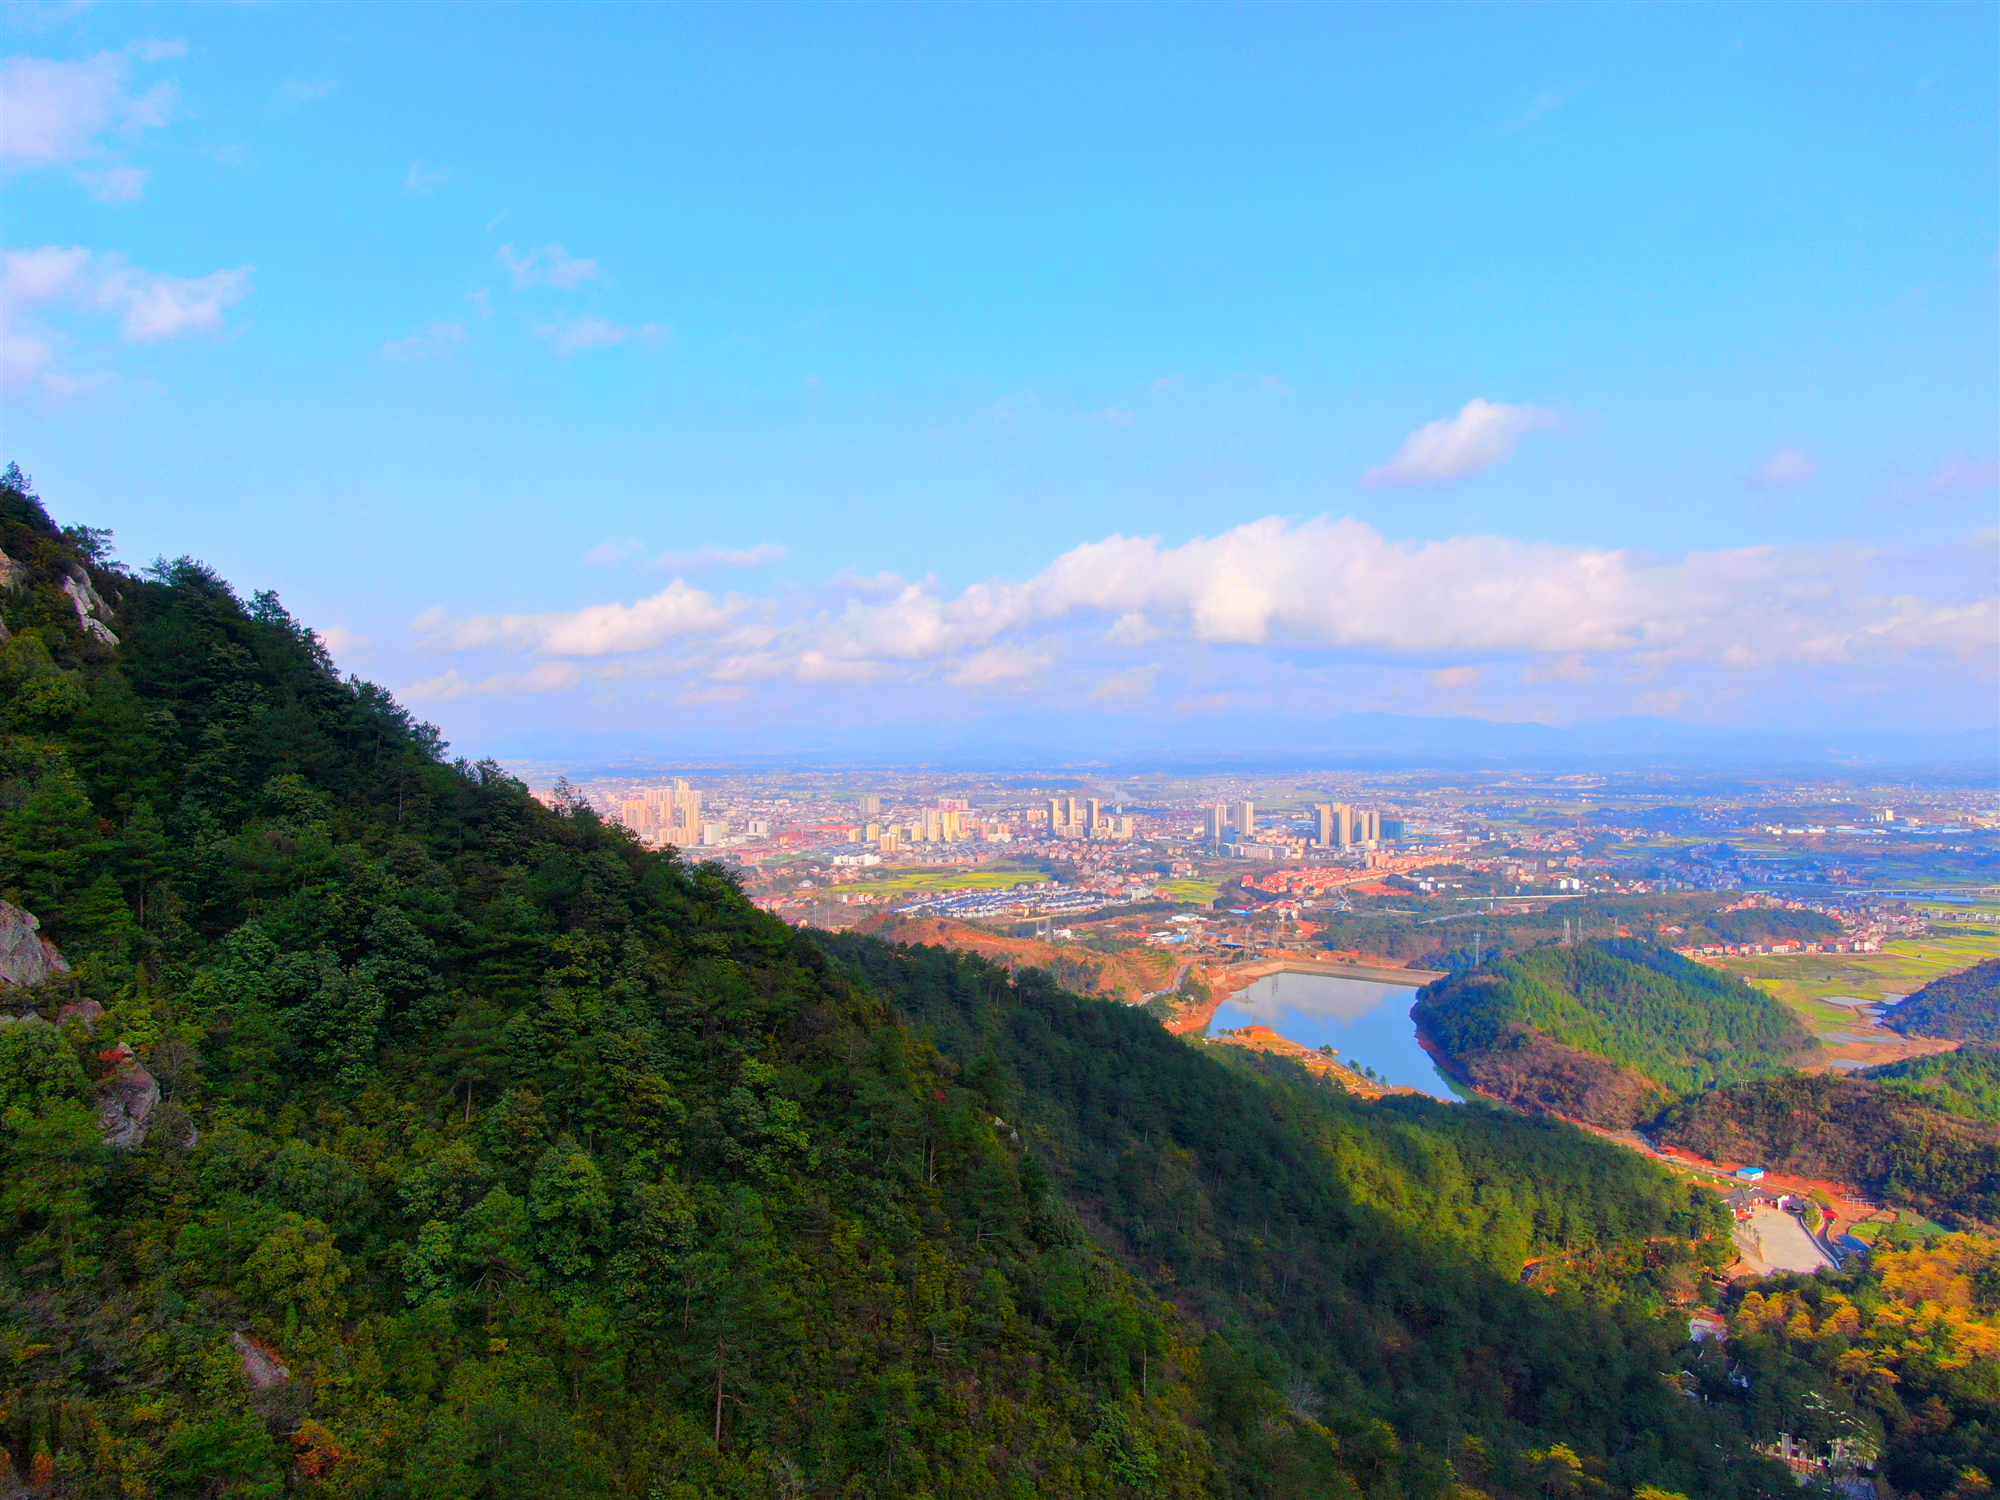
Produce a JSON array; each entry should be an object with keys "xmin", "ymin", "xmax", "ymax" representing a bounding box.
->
[
  {"xmin": 829, "ymin": 936, "xmax": 1791, "ymax": 1498},
  {"xmin": 1413, "ymin": 940, "xmax": 1816, "ymax": 1127},
  {"xmin": 1882, "ymin": 957, "xmax": 2000, "ymax": 1041},
  {"xmin": 0, "ymin": 470, "xmax": 1793, "ymax": 1498},
  {"xmin": 1865, "ymin": 1044, "xmax": 2000, "ymax": 1123},
  {"xmin": 1718, "ymin": 1234, "xmax": 2000, "ymax": 1496},
  {"xmin": 1657, "ymin": 1075, "xmax": 2000, "ymax": 1226}
]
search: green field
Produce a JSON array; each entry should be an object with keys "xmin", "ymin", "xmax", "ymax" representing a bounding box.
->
[
  {"xmin": 1154, "ymin": 878, "xmax": 1223, "ymax": 905},
  {"xmin": 1713, "ymin": 930, "xmax": 2000, "ymax": 1030},
  {"xmin": 827, "ymin": 868, "xmax": 1051, "ymax": 897}
]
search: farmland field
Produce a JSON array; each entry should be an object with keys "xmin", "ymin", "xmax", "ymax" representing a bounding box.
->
[
  {"xmin": 826, "ymin": 867, "xmax": 1051, "ymax": 897},
  {"xmin": 1712, "ymin": 930, "xmax": 2000, "ymax": 1032}
]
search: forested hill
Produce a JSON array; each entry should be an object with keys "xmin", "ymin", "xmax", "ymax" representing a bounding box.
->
[
  {"xmin": 1881, "ymin": 957, "xmax": 2000, "ymax": 1041},
  {"xmin": 1413, "ymin": 940, "xmax": 1816, "ymax": 1128},
  {"xmin": 1865, "ymin": 1044, "xmax": 2000, "ymax": 1122},
  {"xmin": 1656, "ymin": 1075, "xmax": 2000, "ymax": 1226},
  {"xmin": 0, "ymin": 470, "xmax": 1793, "ymax": 1498}
]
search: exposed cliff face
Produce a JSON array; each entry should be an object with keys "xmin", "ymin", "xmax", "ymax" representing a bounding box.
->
[
  {"xmin": 59, "ymin": 569, "xmax": 119, "ymax": 646},
  {"xmin": 0, "ymin": 900, "xmax": 69, "ymax": 988},
  {"xmin": 96, "ymin": 1039, "xmax": 161, "ymax": 1150}
]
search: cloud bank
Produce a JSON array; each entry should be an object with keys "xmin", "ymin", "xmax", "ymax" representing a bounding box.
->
[{"xmin": 402, "ymin": 516, "xmax": 1995, "ymax": 731}]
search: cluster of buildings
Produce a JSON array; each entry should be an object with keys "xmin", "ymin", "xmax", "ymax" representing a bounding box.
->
[
  {"xmin": 1242, "ymin": 845, "xmax": 1470, "ymax": 896},
  {"xmin": 1041, "ymin": 797, "xmax": 1137, "ymax": 841},
  {"xmin": 1198, "ymin": 800, "xmax": 1407, "ymax": 859},
  {"xmin": 613, "ymin": 780, "xmax": 730, "ymax": 848},
  {"xmin": 1672, "ymin": 938, "xmax": 1882, "ymax": 958},
  {"xmin": 892, "ymin": 882, "xmax": 1137, "ymax": 922}
]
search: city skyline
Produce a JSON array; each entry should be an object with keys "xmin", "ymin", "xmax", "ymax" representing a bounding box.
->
[{"xmin": 4, "ymin": 5, "xmax": 1994, "ymax": 757}]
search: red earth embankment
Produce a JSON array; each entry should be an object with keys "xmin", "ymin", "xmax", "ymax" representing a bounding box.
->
[
  {"xmin": 859, "ymin": 915, "xmax": 1180, "ymax": 1003},
  {"xmin": 1203, "ymin": 1023, "xmax": 1423, "ymax": 1100}
]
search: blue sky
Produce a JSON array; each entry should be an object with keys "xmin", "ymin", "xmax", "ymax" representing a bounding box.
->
[{"xmin": 5, "ymin": 3, "xmax": 1995, "ymax": 755}]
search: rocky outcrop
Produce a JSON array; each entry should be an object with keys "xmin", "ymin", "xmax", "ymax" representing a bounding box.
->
[
  {"xmin": 0, "ymin": 901, "xmax": 69, "ymax": 987},
  {"xmin": 0, "ymin": 545, "xmax": 25, "ymax": 591},
  {"xmin": 56, "ymin": 997, "xmax": 104, "ymax": 1032},
  {"xmin": 230, "ymin": 1332, "xmax": 290, "ymax": 1390},
  {"xmin": 96, "ymin": 1041, "xmax": 160, "ymax": 1150},
  {"xmin": 60, "ymin": 569, "xmax": 118, "ymax": 646}
]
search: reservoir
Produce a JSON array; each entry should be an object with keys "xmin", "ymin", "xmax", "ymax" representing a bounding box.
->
[{"xmin": 1204, "ymin": 969, "xmax": 1457, "ymax": 1099}]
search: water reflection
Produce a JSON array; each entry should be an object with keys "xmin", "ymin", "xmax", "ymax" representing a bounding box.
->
[{"xmin": 1204, "ymin": 969, "xmax": 1457, "ymax": 1099}]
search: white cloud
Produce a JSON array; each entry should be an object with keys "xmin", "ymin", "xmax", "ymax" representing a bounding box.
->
[
  {"xmin": 79, "ymin": 163, "xmax": 146, "ymax": 201},
  {"xmin": 3, "ymin": 245, "xmax": 250, "ymax": 395},
  {"xmin": 402, "ymin": 663, "xmax": 586, "ymax": 701},
  {"xmin": 1908, "ymin": 457, "xmax": 1999, "ymax": 501},
  {"xmin": 499, "ymin": 244, "xmax": 600, "ymax": 290},
  {"xmin": 678, "ymin": 684, "xmax": 750, "ymax": 706},
  {"xmin": 942, "ymin": 644, "xmax": 1051, "ymax": 689},
  {"xmin": 381, "ymin": 320, "xmax": 465, "ymax": 360},
  {"xmin": 509, "ymin": 661, "xmax": 583, "ymax": 693},
  {"xmin": 583, "ymin": 538, "xmax": 645, "ymax": 567},
  {"xmin": 1750, "ymin": 445, "xmax": 1819, "ymax": 488},
  {"xmin": 421, "ymin": 579, "xmax": 735, "ymax": 657},
  {"xmin": 402, "ymin": 669, "xmax": 473, "ymax": 703},
  {"xmin": 280, "ymin": 77, "xmax": 339, "ymax": 104},
  {"xmin": 1363, "ymin": 398, "xmax": 1559, "ymax": 487},
  {"xmin": 403, "ymin": 159, "xmax": 447, "ymax": 195},
  {"xmin": 1507, "ymin": 90, "xmax": 1567, "ymax": 129},
  {"xmin": 1092, "ymin": 665, "xmax": 1158, "ymax": 701},
  {"xmin": 534, "ymin": 317, "xmax": 665, "ymax": 355},
  {"xmin": 404, "ymin": 515, "xmax": 1994, "ymax": 711},
  {"xmin": 5, "ymin": 245, "xmax": 252, "ymax": 342},
  {"xmin": 0, "ymin": 51, "xmax": 176, "ymax": 169},
  {"xmin": 1, "ymin": 328, "xmax": 59, "ymax": 391},
  {"xmin": 1084, "ymin": 407, "xmax": 1135, "ymax": 428},
  {"xmin": 792, "ymin": 516, "xmax": 1993, "ymax": 673},
  {"xmin": 644, "ymin": 543, "xmax": 785, "ymax": 572},
  {"xmin": 315, "ymin": 625, "xmax": 373, "ymax": 654}
]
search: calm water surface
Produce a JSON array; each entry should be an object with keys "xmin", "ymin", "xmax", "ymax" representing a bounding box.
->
[{"xmin": 1204, "ymin": 970, "xmax": 1457, "ymax": 1099}]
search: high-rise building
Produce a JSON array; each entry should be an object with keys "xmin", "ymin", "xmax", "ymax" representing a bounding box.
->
[
  {"xmin": 859, "ymin": 794, "xmax": 882, "ymax": 820},
  {"xmin": 1234, "ymin": 801, "xmax": 1256, "ymax": 840},
  {"xmin": 1333, "ymin": 803, "xmax": 1355, "ymax": 848},
  {"xmin": 1204, "ymin": 804, "xmax": 1227, "ymax": 847},
  {"xmin": 1086, "ymin": 798, "xmax": 1101, "ymax": 833},
  {"xmin": 619, "ymin": 779, "xmax": 706, "ymax": 847},
  {"xmin": 1315, "ymin": 803, "xmax": 1333, "ymax": 847}
]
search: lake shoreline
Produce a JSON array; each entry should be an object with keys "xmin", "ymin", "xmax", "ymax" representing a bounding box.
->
[{"xmin": 1201, "ymin": 967, "xmax": 1457, "ymax": 1099}]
